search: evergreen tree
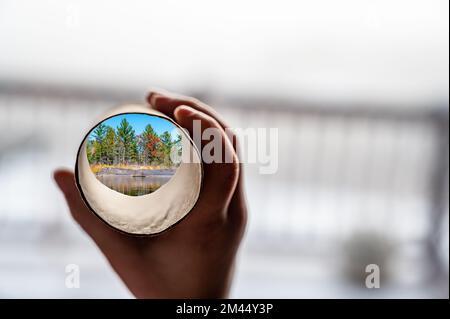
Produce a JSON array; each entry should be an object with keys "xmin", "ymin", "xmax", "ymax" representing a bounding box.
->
[
  {"xmin": 104, "ymin": 126, "xmax": 116, "ymax": 164},
  {"xmin": 92, "ymin": 123, "xmax": 107, "ymax": 163},
  {"xmin": 116, "ymin": 118, "xmax": 135, "ymax": 164},
  {"xmin": 143, "ymin": 124, "xmax": 157, "ymax": 137},
  {"xmin": 142, "ymin": 124, "xmax": 160, "ymax": 165},
  {"xmin": 86, "ymin": 140, "xmax": 95, "ymax": 164},
  {"xmin": 136, "ymin": 134, "xmax": 145, "ymax": 164},
  {"xmin": 130, "ymin": 139, "xmax": 139, "ymax": 164},
  {"xmin": 172, "ymin": 134, "xmax": 182, "ymax": 165},
  {"xmin": 88, "ymin": 117, "xmax": 183, "ymax": 168},
  {"xmin": 159, "ymin": 131, "xmax": 173, "ymax": 167}
]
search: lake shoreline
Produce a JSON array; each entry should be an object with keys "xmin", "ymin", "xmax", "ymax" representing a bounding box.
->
[{"xmin": 96, "ymin": 167, "xmax": 176, "ymax": 177}]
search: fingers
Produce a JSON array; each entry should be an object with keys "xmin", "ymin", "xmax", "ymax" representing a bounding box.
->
[
  {"xmin": 148, "ymin": 90, "xmax": 230, "ymax": 130},
  {"xmin": 53, "ymin": 169, "xmax": 126, "ymax": 248},
  {"xmin": 174, "ymin": 106, "xmax": 239, "ymax": 214},
  {"xmin": 147, "ymin": 90, "xmax": 247, "ymax": 224},
  {"xmin": 147, "ymin": 90, "xmax": 241, "ymax": 152}
]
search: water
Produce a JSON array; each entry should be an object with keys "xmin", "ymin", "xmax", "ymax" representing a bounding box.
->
[{"xmin": 96, "ymin": 174, "xmax": 173, "ymax": 196}]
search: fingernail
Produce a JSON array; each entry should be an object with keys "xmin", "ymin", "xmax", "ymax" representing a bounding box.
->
[
  {"xmin": 147, "ymin": 92, "xmax": 160, "ymax": 106},
  {"xmin": 174, "ymin": 106, "xmax": 196, "ymax": 119}
]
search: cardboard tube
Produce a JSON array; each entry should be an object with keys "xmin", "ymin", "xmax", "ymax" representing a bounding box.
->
[{"xmin": 75, "ymin": 104, "xmax": 203, "ymax": 235}]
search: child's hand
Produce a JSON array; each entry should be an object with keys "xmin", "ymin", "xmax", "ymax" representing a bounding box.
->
[{"xmin": 54, "ymin": 90, "xmax": 247, "ymax": 298}]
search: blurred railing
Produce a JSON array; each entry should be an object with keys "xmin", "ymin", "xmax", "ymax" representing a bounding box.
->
[{"xmin": 0, "ymin": 84, "xmax": 448, "ymax": 274}]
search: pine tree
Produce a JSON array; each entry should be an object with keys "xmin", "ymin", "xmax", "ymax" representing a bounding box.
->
[
  {"xmin": 92, "ymin": 123, "xmax": 107, "ymax": 163},
  {"xmin": 130, "ymin": 139, "xmax": 139, "ymax": 164},
  {"xmin": 104, "ymin": 126, "xmax": 116, "ymax": 164},
  {"xmin": 141, "ymin": 124, "xmax": 160, "ymax": 165},
  {"xmin": 143, "ymin": 124, "xmax": 157, "ymax": 137},
  {"xmin": 88, "ymin": 117, "xmax": 183, "ymax": 168},
  {"xmin": 159, "ymin": 131, "xmax": 173, "ymax": 167},
  {"xmin": 86, "ymin": 140, "xmax": 95, "ymax": 164},
  {"xmin": 116, "ymin": 118, "xmax": 136, "ymax": 164}
]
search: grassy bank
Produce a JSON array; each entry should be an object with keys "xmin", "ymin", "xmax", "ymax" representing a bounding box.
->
[{"xmin": 90, "ymin": 164, "xmax": 171, "ymax": 174}]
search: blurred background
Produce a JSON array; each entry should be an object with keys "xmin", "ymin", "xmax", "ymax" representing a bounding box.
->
[{"xmin": 0, "ymin": 0, "xmax": 448, "ymax": 298}]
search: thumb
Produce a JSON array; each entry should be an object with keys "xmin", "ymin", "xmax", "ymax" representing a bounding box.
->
[
  {"xmin": 54, "ymin": 169, "xmax": 91, "ymax": 222},
  {"xmin": 53, "ymin": 169, "xmax": 124, "ymax": 248}
]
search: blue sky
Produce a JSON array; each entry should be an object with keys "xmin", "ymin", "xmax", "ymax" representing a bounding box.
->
[{"xmin": 89, "ymin": 113, "xmax": 180, "ymax": 140}]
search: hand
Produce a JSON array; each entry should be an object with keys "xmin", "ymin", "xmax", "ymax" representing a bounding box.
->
[{"xmin": 54, "ymin": 91, "xmax": 247, "ymax": 298}]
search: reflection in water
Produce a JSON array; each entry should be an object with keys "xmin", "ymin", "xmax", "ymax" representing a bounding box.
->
[{"xmin": 96, "ymin": 174, "xmax": 172, "ymax": 196}]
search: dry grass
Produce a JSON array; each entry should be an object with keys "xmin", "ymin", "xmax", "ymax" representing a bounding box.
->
[
  {"xmin": 90, "ymin": 164, "xmax": 106, "ymax": 174},
  {"xmin": 89, "ymin": 163, "xmax": 167, "ymax": 173}
]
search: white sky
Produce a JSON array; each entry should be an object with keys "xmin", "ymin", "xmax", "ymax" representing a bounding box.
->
[{"xmin": 0, "ymin": 0, "xmax": 448, "ymax": 104}]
